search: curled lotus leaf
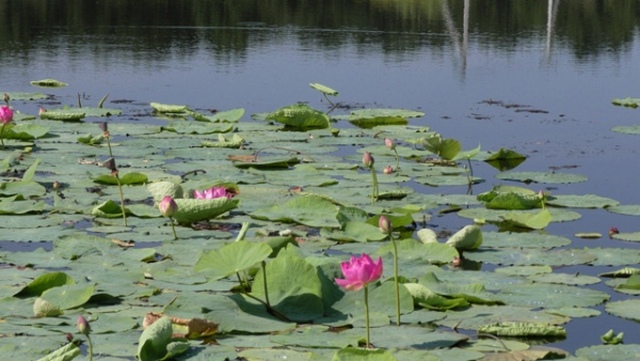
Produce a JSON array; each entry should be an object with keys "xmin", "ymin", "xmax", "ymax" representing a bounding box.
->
[
  {"xmin": 30, "ymin": 78, "xmax": 68, "ymax": 87},
  {"xmin": 310, "ymin": 82, "xmax": 338, "ymax": 96},
  {"xmin": 445, "ymin": 225, "xmax": 483, "ymax": 251},
  {"xmin": 172, "ymin": 198, "xmax": 239, "ymax": 224},
  {"xmin": 478, "ymin": 322, "xmax": 567, "ymax": 338}
]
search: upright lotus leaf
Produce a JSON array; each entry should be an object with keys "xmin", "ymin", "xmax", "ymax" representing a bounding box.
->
[
  {"xmin": 332, "ymin": 347, "xmax": 398, "ymax": 361},
  {"xmin": 612, "ymin": 97, "xmax": 640, "ymax": 108},
  {"xmin": 147, "ymin": 181, "xmax": 184, "ymax": 202},
  {"xmin": 421, "ymin": 134, "xmax": 461, "ymax": 160},
  {"xmin": 30, "ymin": 78, "xmax": 68, "ymax": 87},
  {"xmin": 14, "ymin": 271, "xmax": 75, "ymax": 297},
  {"xmin": 150, "ymin": 102, "xmax": 189, "ymax": 113},
  {"xmin": 35, "ymin": 342, "xmax": 80, "ymax": 361},
  {"xmin": 250, "ymin": 195, "xmax": 341, "ymax": 228},
  {"xmin": 266, "ymin": 103, "xmax": 330, "ymax": 130},
  {"xmin": 483, "ymin": 148, "xmax": 527, "ymax": 171},
  {"xmin": 194, "ymin": 240, "xmax": 272, "ymax": 280},
  {"xmin": 251, "ymin": 247, "xmax": 324, "ymax": 322},
  {"xmin": 172, "ymin": 198, "xmax": 239, "ymax": 224},
  {"xmin": 445, "ymin": 225, "xmax": 483, "ymax": 251},
  {"xmin": 310, "ymin": 82, "xmax": 338, "ymax": 96},
  {"xmin": 137, "ymin": 316, "xmax": 189, "ymax": 361}
]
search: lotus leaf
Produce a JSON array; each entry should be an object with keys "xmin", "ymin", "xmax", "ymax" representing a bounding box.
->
[
  {"xmin": 172, "ymin": 198, "xmax": 239, "ymax": 224},
  {"xmin": 611, "ymin": 97, "xmax": 640, "ymax": 108},
  {"xmin": 137, "ymin": 316, "xmax": 189, "ymax": 361},
  {"xmin": 35, "ymin": 341, "xmax": 80, "ymax": 361},
  {"xmin": 266, "ymin": 103, "xmax": 330, "ymax": 130},
  {"xmin": 478, "ymin": 322, "xmax": 566, "ymax": 337},
  {"xmin": 310, "ymin": 82, "xmax": 338, "ymax": 96},
  {"xmin": 445, "ymin": 225, "xmax": 482, "ymax": 251},
  {"xmin": 496, "ymin": 171, "xmax": 587, "ymax": 184},
  {"xmin": 194, "ymin": 240, "xmax": 272, "ymax": 280},
  {"xmin": 250, "ymin": 195, "xmax": 340, "ymax": 228},
  {"xmin": 575, "ymin": 344, "xmax": 640, "ymax": 361},
  {"xmin": 546, "ymin": 194, "xmax": 619, "ymax": 208},
  {"xmin": 332, "ymin": 348, "xmax": 398, "ymax": 361},
  {"xmin": 30, "ymin": 78, "xmax": 68, "ymax": 87},
  {"xmin": 150, "ymin": 102, "xmax": 189, "ymax": 113},
  {"xmin": 251, "ymin": 247, "xmax": 324, "ymax": 322}
]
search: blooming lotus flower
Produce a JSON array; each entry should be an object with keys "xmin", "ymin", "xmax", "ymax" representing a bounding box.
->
[
  {"xmin": 159, "ymin": 196, "xmax": 178, "ymax": 217},
  {"xmin": 0, "ymin": 106, "xmax": 13, "ymax": 124},
  {"xmin": 194, "ymin": 186, "xmax": 233, "ymax": 200},
  {"xmin": 335, "ymin": 253, "xmax": 383, "ymax": 291}
]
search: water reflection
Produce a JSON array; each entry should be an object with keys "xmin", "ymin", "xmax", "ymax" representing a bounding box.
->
[{"xmin": 1, "ymin": 0, "xmax": 638, "ymax": 66}]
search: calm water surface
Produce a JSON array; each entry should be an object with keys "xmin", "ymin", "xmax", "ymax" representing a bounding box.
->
[{"xmin": 2, "ymin": 0, "xmax": 640, "ymax": 354}]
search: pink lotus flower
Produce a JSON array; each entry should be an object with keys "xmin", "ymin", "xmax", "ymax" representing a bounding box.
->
[
  {"xmin": 335, "ymin": 253, "xmax": 383, "ymax": 291},
  {"xmin": 159, "ymin": 196, "xmax": 178, "ymax": 217},
  {"xmin": 194, "ymin": 186, "xmax": 234, "ymax": 200},
  {"xmin": 0, "ymin": 106, "xmax": 13, "ymax": 124},
  {"xmin": 385, "ymin": 137, "xmax": 396, "ymax": 150}
]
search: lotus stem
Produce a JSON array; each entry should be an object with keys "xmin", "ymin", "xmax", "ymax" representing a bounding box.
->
[
  {"xmin": 86, "ymin": 334, "xmax": 94, "ymax": 361},
  {"xmin": 369, "ymin": 166, "xmax": 379, "ymax": 205},
  {"xmin": 262, "ymin": 261, "xmax": 270, "ymax": 307},
  {"xmin": 0, "ymin": 124, "xmax": 5, "ymax": 149},
  {"xmin": 389, "ymin": 232, "xmax": 401, "ymax": 326},
  {"xmin": 114, "ymin": 174, "xmax": 127, "ymax": 227},
  {"xmin": 364, "ymin": 285, "xmax": 371, "ymax": 348},
  {"xmin": 168, "ymin": 217, "xmax": 178, "ymax": 240},
  {"xmin": 235, "ymin": 222, "xmax": 250, "ymax": 242}
]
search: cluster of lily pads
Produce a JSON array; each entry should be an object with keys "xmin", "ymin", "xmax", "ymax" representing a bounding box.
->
[{"xmin": 2, "ymin": 81, "xmax": 640, "ymax": 360}]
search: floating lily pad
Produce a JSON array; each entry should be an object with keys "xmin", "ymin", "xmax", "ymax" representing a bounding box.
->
[
  {"xmin": 546, "ymin": 194, "xmax": 619, "ymax": 208},
  {"xmin": 612, "ymin": 125, "xmax": 640, "ymax": 135},
  {"xmin": 496, "ymin": 171, "xmax": 587, "ymax": 184},
  {"xmin": 611, "ymin": 97, "xmax": 640, "ymax": 108},
  {"xmin": 250, "ymin": 195, "xmax": 340, "ymax": 228},
  {"xmin": 576, "ymin": 344, "xmax": 640, "ymax": 361}
]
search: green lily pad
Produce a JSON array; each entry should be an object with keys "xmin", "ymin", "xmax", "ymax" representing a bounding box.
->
[
  {"xmin": 546, "ymin": 194, "xmax": 619, "ymax": 208},
  {"xmin": 310, "ymin": 83, "xmax": 338, "ymax": 96},
  {"xmin": 250, "ymin": 195, "xmax": 340, "ymax": 228},
  {"xmin": 93, "ymin": 172, "xmax": 148, "ymax": 185},
  {"xmin": 605, "ymin": 299, "xmax": 640, "ymax": 322},
  {"xmin": 332, "ymin": 347, "xmax": 398, "ymax": 361},
  {"xmin": 612, "ymin": 125, "xmax": 640, "ymax": 135},
  {"xmin": 576, "ymin": 344, "xmax": 640, "ymax": 361},
  {"xmin": 137, "ymin": 316, "xmax": 189, "ymax": 361},
  {"xmin": 496, "ymin": 171, "xmax": 587, "ymax": 184},
  {"xmin": 150, "ymin": 102, "xmax": 189, "ymax": 113},
  {"xmin": 195, "ymin": 240, "xmax": 272, "ymax": 280},
  {"xmin": 40, "ymin": 283, "xmax": 95, "ymax": 310},
  {"xmin": 478, "ymin": 322, "xmax": 566, "ymax": 337}
]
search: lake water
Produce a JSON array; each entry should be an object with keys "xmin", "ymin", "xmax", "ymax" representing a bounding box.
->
[{"xmin": 2, "ymin": 0, "xmax": 640, "ymax": 356}]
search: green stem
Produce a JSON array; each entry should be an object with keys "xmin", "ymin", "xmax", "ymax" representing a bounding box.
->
[
  {"xmin": 262, "ymin": 261, "xmax": 270, "ymax": 307},
  {"xmin": 390, "ymin": 233, "xmax": 401, "ymax": 326},
  {"xmin": 105, "ymin": 135, "xmax": 114, "ymax": 158},
  {"xmin": 0, "ymin": 124, "xmax": 5, "ymax": 149},
  {"xmin": 235, "ymin": 222, "xmax": 250, "ymax": 242},
  {"xmin": 114, "ymin": 174, "xmax": 127, "ymax": 227},
  {"xmin": 393, "ymin": 149, "xmax": 400, "ymax": 170},
  {"xmin": 364, "ymin": 285, "xmax": 371, "ymax": 348},
  {"xmin": 86, "ymin": 334, "xmax": 94, "ymax": 361},
  {"xmin": 169, "ymin": 217, "xmax": 178, "ymax": 240},
  {"xmin": 369, "ymin": 166, "xmax": 379, "ymax": 205}
]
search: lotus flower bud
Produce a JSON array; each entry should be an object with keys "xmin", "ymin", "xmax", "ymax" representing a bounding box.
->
[
  {"xmin": 3, "ymin": 93, "xmax": 10, "ymax": 105},
  {"xmin": 383, "ymin": 165, "xmax": 394, "ymax": 174},
  {"xmin": 385, "ymin": 138, "xmax": 396, "ymax": 150},
  {"xmin": 159, "ymin": 196, "xmax": 178, "ymax": 217},
  {"xmin": 378, "ymin": 215, "xmax": 391, "ymax": 234},
  {"xmin": 362, "ymin": 151, "xmax": 374, "ymax": 168},
  {"xmin": 77, "ymin": 315, "xmax": 91, "ymax": 335}
]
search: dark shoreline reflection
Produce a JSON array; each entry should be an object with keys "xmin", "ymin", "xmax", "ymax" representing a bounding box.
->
[{"xmin": 1, "ymin": 0, "xmax": 638, "ymax": 65}]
